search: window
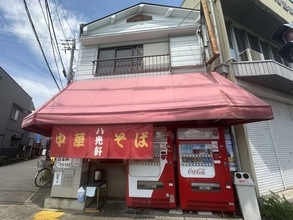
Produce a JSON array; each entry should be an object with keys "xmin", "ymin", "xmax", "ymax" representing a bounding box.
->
[
  {"xmin": 227, "ymin": 24, "xmax": 290, "ymax": 67},
  {"xmin": 10, "ymin": 106, "xmax": 22, "ymax": 121},
  {"xmin": 260, "ymin": 41, "xmax": 271, "ymax": 60},
  {"xmin": 247, "ymin": 33, "xmax": 260, "ymax": 53},
  {"xmin": 226, "ymin": 22, "xmax": 237, "ymax": 60},
  {"xmin": 271, "ymin": 46, "xmax": 283, "ymax": 64},
  {"xmin": 233, "ymin": 26, "xmax": 247, "ymax": 53},
  {"xmin": 10, "ymin": 137, "xmax": 19, "ymax": 147},
  {"xmin": 97, "ymin": 45, "xmax": 143, "ymax": 75}
]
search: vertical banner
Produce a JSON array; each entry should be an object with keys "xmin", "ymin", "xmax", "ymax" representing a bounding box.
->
[
  {"xmin": 87, "ymin": 126, "xmax": 110, "ymax": 159},
  {"xmin": 50, "ymin": 127, "xmax": 68, "ymax": 157},
  {"xmin": 130, "ymin": 124, "xmax": 153, "ymax": 159},
  {"xmin": 108, "ymin": 125, "xmax": 132, "ymax": 159},
  {"xmin": 50, "ymin": 124, "xmax": 153, "ymax": 159}
]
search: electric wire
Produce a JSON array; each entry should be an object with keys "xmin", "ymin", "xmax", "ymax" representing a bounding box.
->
[
  {"xmin": 45, "ymin": 0, "xmax": 67, "ymax": 84},
  {"xmin": 52, "ymin": 0, "xmax": 71, "ymax": 72},
  {"xmin": 39, "ymin": 0, "xmax": 64, "ymax": 88},
  {"xmin": 0, "ymin": 37, "xmax": 52, "ymax": 48},
  {"xmin": 23, "ymin": 0, "xmax": 61, "ymax": 91},
  {"xmin": 178, "ymin": 2, "xmax": 200, "ymax": 27},
  {"xmin": 55, "ymin": 0, "xmax": 74, "ymax": 36},
  {"xmin": 38, "ymin": 0, "xmax": 63, "ymax": 88},
  {"xmin": 53, "ymin": 0, "xmax": 68, "ymax": 40},
  {"xmin": 0, "ymin": 31, "xmax": 53, "ymax": 43}
]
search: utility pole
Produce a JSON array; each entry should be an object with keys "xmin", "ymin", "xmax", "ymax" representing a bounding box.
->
[{"xmin": 67, "ymin": 37, "xmax": 76, "ymax": 85}]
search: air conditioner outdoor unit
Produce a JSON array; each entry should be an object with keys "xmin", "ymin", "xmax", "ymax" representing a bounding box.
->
[{"xmin": 240, "ymin": 48, "xmax": 264, "ymax": 61}]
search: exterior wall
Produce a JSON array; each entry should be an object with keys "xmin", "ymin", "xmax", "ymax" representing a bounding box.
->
[
  {"xmin": 76, "ymin": 35, "xmax": 203, "ymax": 81},
  {"xmin": 170, "ymin": 35, "xmax": 202, "ymax": 67},
  {"xmin": 183, "ymin": 0, "xmax": 293, "ymax": 196},
  {"xmin": 259, "ymin": 0, "xmax": 293, "ymax": 22},
  {"xmin": 0, "ymin": 67, "xmax": 33, "ymax": 157},
  {"xmin": 84, "ymin": 14, "xmax": 197, "ymax": 37},
  {"xmin": 77, "ymin": 6, "xmax": 202, "ymax": 81},
  {"xmin": 182, "ymin": 0, "xmax": 232, "ymax": 73},
  {"xmin": 100, "ymin": 162, "xmax": 126, "ymax": 199}
]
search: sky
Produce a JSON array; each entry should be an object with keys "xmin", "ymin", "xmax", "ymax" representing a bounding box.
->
[{"xmin": 0, "ymin": 0, "xmax": 183, "ymax": 109}]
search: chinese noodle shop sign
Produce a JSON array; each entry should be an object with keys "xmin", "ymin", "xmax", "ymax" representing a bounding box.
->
[{"xmin": 50, "ymin": 124, "xmax": 153, "ymax": 159}]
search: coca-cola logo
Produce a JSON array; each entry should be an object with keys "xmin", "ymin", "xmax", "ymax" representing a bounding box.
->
[
  {"xmin": 212, "ymin": 130, "xmax": 219, "ymax": 137},
  {"xmin": 188, "ymin": 168, "xmax": 206, "ymax": 175}
]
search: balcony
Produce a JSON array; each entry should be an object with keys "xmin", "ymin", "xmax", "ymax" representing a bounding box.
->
[
  {"xmin": 92, "ymin": 54, "xmax": 170, "ymax": 76},
  {"xmin": 232, "ymin": 60, "xmax": 293, "ymax": 95}
]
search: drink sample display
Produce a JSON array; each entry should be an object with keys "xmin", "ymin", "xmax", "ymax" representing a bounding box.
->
[
  {"xmin": 180, "ymin": 144, "xmax": 214, "ymax": 167},
  {"xmin": 130, "ymin": 144, "xmax": 160, "ymax": 166}
]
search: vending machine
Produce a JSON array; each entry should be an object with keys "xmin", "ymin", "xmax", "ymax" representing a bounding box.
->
[
  {"xmin": 176, "ymin": 127, "xmax": 235, "ymax": 212},
  {"xmin": 126, "ymin": 127, "xmax": 176, "ymax": 209}
]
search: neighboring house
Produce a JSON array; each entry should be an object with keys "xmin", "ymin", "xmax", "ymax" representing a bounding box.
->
[
  {"xmin": 0, "ymin": 66, "xmax": 34, "ymax": 158},
  {"xmin": 182, "ymin": 0, "xmax": 293, "ymax": 196}
]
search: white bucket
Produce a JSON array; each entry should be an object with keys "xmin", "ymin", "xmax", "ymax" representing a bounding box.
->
[{"xmin": 77, "ymin": 186, "xmax": 85, "ymax": 202}]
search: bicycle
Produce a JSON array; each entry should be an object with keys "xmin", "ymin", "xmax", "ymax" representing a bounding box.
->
[{"xmin": 34, "ymin": 159, "xmax": 53, "ymax": 187}]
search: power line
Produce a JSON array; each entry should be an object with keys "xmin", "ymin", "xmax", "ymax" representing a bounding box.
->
[
  {"xmin": 39, "ymin": 0, "xmax": 64, "ymax": 88},
  {"xmin": 55, "ymin": 0, "xmax": 74, "ymax": 36},
  {"xmin": 23, "ymin": 0, "xmax": 61, "ymax": 91},
  {"xmin": 38, "ymin": 0, "xmax": 63, "ymax": 88},
  {"xmin": 45, "ymin": 0, "xmax": 67, "ymax": 74},
  {"xmin": 0, "ymin": 37, "xmax": 53, "ymax": 49},
  {"xmin": 53, "ymin": 0, "xmax": 68, "ymax": 40},
  {"xmin": 178, "ymin": 2, "xmax": 201, "ymax": 27},
  {"xmin": 0, "ymin": 31, "xmax": 53, "ymax": 43}
]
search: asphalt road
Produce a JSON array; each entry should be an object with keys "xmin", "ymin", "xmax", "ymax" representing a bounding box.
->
[{"xmin": 0, "ymin": 156, "xmax": 51, "ymax": 220}]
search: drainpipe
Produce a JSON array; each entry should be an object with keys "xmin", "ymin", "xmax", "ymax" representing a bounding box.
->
[
  {"xmin": 207, "ymin": 0, "xmax": 223, "ymax": 63},
  {"xmin": 201, "ymin": 0, "xmax": 220, "ymax": 65}
]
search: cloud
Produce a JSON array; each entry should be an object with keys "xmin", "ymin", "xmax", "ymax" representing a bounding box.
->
[
  {"xmin": 14, "ymin": 76, "xmax": 60, "ymax": 109},
  {"xmin": 0, "ymin": 0, "xmax": 81, "ymax": 108}
]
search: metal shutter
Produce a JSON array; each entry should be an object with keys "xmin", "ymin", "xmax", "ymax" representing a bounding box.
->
[
  {"xmin": 246, "ymin": 119, "xmax": 284, "ymax": 195},
  {"xmin": 265, "ymin": 99, "xmax": 293, "ymax": 189}
]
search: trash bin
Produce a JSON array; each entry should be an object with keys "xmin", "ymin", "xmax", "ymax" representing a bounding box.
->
[
  {"xmin": 233, "ymin": 172, "xmax": 261, "ymax": 220},
  {"xmin": 77, "ymin": 185, "xmax": 86, "ymax": 202}
]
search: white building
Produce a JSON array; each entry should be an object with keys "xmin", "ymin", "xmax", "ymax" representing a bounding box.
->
[
  {"xmin": 22, "ymin": 2, "xmax": 273, "ymax": 211},
  {"xmin": 182, "ymin": 0, "xmax": 293, "ymax": 195}
]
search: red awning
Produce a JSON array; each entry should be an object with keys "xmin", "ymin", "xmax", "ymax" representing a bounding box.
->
[{"xmin": 22, "ymin": 72, "xmax": 273, "ymax": 136}]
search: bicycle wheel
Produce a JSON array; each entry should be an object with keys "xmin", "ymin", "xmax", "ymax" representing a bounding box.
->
[{"xmin": 34, "ymin": 168, "xmax": 52, "ymax": 187}]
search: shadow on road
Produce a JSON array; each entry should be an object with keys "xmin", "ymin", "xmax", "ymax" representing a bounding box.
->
[{"xmin": 30, "ymin": 184, "xmax": 51, "ymax": 207}]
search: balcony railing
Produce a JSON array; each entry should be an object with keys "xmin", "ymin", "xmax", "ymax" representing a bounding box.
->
[{"xmin": 92, "ymin": 54, "xmax": 170, "ymax": 76}]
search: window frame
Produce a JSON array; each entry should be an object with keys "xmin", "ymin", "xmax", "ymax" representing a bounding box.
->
[
  {"xmin": 97, "ymin": 45, "xmax": 144, "ymax": 75},
  {"xmin": 10, "ymin": 106, "xmax": 22, "ymax": 121},
  {"xmin": 225, "ymin": 22, "xmax": 291, "ymax": 67}
]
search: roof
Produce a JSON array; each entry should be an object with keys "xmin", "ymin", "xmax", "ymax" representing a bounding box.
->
[
  {"xmin": 22, "ymin": 72, "xmax": 273, "ymax": 136},
  {"xmin": 81, "ymin": 2, "xmax": 200, "ymax": 28}
]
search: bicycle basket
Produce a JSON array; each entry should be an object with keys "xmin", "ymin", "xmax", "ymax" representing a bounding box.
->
[{"xmin": 37, "ymin": 160, "xmax": 51, "ymax": 168}]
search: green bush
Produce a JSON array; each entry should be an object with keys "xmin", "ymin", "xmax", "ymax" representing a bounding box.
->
[{"xmin": 258, "ymin": 191, "xmax": 293, "ymax": 220}]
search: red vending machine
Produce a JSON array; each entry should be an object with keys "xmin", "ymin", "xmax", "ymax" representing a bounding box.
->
[
  {"xmin": 126, "ymin": 127, "xmax": 176, "ymax": 209},
  {"xmin": 176, "ymin": 127, "xmax": 235, "ymax": 212}
]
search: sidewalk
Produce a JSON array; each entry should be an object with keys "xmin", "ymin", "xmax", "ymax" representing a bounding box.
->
[
  {"xmin": 277, "ymin": 187, "xmax": 293, "ymax": 202},
  {"xmin": 37, "ymin": 200, "xmax": 244, "ymax": 220},
  {"xmin": 30, "ymin": 186, "xmax": 243, "ymax": 220},
  {"xmin": 29, "ymin": 184, "xmax": 293, "ymax": 220}
]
